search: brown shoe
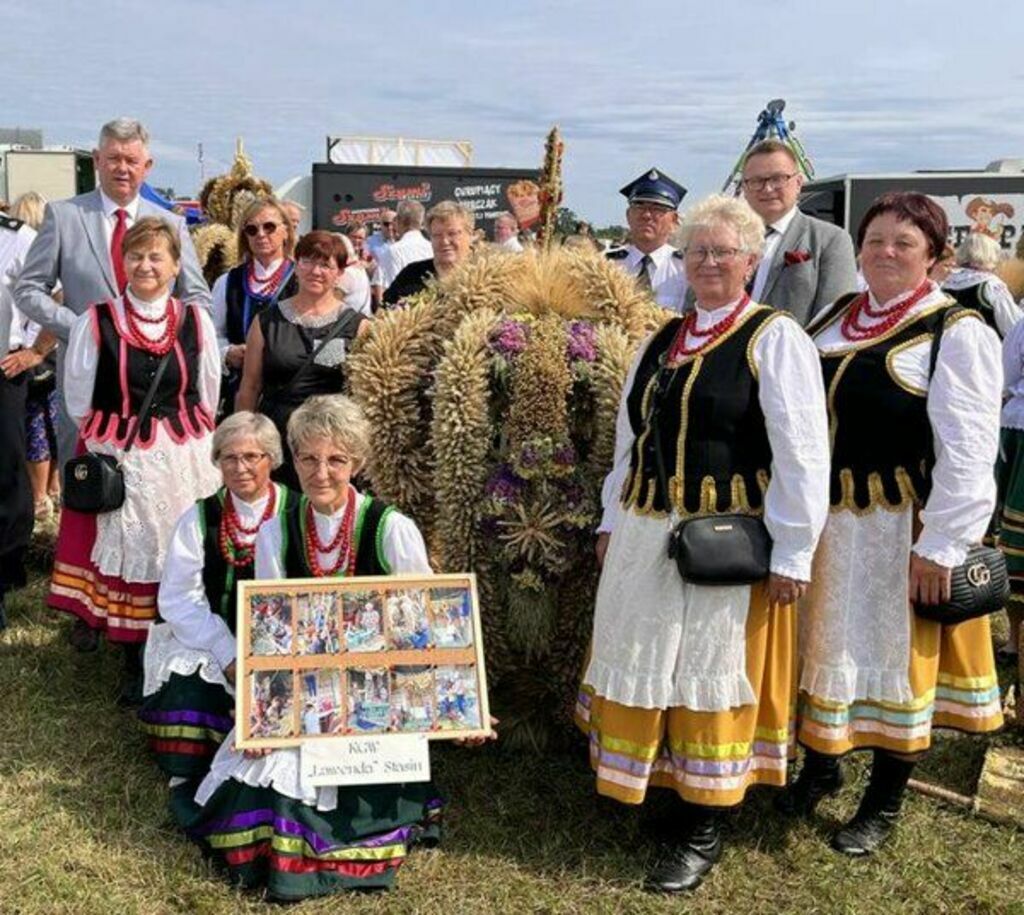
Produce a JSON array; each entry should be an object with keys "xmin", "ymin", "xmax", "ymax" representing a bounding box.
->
[{"xmin": 69, "ymin": 618, "xmax": 100, "ymax": 652}]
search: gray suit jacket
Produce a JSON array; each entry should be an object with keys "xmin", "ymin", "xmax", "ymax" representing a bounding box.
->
[
  {"xmin": 14, "ymin": 188, "xmax": 209, "ymax": 342},
  {"xmin": 759, "ymin": 210, "xmax": 858, "ymax": 326}
]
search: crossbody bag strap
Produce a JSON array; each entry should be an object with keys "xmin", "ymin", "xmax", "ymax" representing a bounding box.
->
[
  {"xmin": 121, "ymin": 314, "xmax": 183, "ymax": 456},
  {"xmin": 280, "ymin": 308, "xmax": 364, "ymax": 398}
]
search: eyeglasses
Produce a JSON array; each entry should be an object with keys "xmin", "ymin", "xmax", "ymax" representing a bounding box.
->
[
  {"xmin": 381, "ymin": 221, "xmax": 393, "ymax": 226},
  {"xmin": 219, "ymin": 452, "xmax": 268, "ymax": 468},
  {"xmin": 740, "ymin": 173, "xmax": 797, "ymax": 192},
  {"xmin": 244, "ymin": 221, "xmax": 282, "ymax": 237},
  {"xmin": 297, "ymin": 454, "xmax": 352, "ymax": 474},
  {"xmin": 297, "ymin": 256, "xmax": 338, "ymax": 272},
  {"xmin": 629, "ymin": 202, "xmax": 674, "ymax": 217},
  {"xmin": 684, "ymin": 246, "xmax": 744, "ymax": 263}
]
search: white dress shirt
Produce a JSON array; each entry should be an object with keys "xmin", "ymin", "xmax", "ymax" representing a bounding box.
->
[
  {"xmin": 609, "ymin": 243, "xmax": 689, "ymax": 313},
  {"xmin": 598, "ymin": 299, "xmax": 830, "ymax": 582},
  {"xmin": 750, "ymin": 205, "xmax": 798, "ymax": 302},
  {"xmin": 374, "ymin": 230, "xmax": 433, "ymax": 291},
  {"xmin": 99, "ymin": 189, "xmax": 141, "ymax": 255}
]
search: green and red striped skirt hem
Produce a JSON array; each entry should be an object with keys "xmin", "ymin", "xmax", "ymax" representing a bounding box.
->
[
  {"xmin": 170, "ymin": 780, "xmax": 442, "ymax": 899},
  {"xmin": 138, "ymin": 672, "xmax": 233, "ymax": 779}
]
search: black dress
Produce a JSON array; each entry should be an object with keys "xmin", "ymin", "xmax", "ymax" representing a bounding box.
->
[{"xmin": 257, "ymin": 299, "xmax": 365, "ymax": 488}]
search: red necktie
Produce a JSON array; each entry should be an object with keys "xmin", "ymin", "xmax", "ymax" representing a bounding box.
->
[{"xmin": 111, "ymin": 208, "xmax": 128, "ymax": 292}]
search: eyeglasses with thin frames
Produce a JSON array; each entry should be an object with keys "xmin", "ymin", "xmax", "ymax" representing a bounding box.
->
[{"xmin": 244, "ymin": 221, "xmax": 281, "ymax": 237}]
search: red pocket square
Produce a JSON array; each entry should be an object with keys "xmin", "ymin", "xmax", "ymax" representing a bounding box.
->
[{"xmin": 784, "ymin": 249, "xmax": 812, "ymax": 266}]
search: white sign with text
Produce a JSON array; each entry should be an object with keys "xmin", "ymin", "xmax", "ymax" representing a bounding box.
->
[{"xmin": 301, "ymin": 734, "xmax": 431, "ymax": 787}]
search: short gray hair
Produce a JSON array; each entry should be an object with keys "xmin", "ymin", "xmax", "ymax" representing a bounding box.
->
[
  {"xmin": 396, "ymin": 200, "xmax": 425, "ymax": 231},
  {"xmin": 212, "ymin": 412, "xmax": 283, "ymax": 469},
  {"xmin": 287, "ymin": 395, "xmax": 372, "ymax": 471},
  {"xmin": 426, "ymin": 199, "xmax": 475, "ymax": 234},
  {"xmin": 956, "ymin": 232, "xmax": 1003, "ymax": 271},
  {"xmin": 98, "ymin": 117, "xmax": 150, "ymax": 150},
  {"xmin": 677, "ymin": 194, "xmax": 766, "ymax": 256},
  {"xmin": 494, "ymin": 211, "xmax": 517, "ymax": 228}
]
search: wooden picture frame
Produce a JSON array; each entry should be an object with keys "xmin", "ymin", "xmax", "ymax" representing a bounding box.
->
[{"xmin": 235, "ymin": 573, "xmax": 490, "ymax": 749}]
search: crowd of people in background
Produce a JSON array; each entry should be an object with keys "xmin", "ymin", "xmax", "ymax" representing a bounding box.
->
[{"xmin": 0, "ymin": 116, "xmax": 1022, "ymax": 901}]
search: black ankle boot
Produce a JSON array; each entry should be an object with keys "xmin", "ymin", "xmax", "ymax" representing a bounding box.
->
[
  {"xmin": 117, "ymin": 643, "xmax": 144, "ymax": 707},
  {"xmin": 775, "ymin": 748, "xmax": 844, "ymax": 817},
  {"xmin": 644, "ymin": 803, "xmax": 722, "ymax": 893},
  {"xmin": 832, "ymin": 751, "xmax": 914, "ymax": 857}
]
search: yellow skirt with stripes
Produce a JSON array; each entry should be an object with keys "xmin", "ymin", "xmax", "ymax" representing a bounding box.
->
[
  {"xmin": 575, "ymin": 582, "xmax": 796, "ymax": 808},
  {"xmin": 797, "ymin": 612, "xmax": 1003, "ymax": 756}
]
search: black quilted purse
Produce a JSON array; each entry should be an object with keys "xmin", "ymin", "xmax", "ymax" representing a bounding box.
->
[
  {"xmin": 648, "ymin": 353, "xmax": 771, "ymax": 586},
  {"xmin": 913, "ymin": 308, "xmax": 1009, "ymax": 624},
  {"xmin": 63, "ymin": 345, "xmax": 176, "ymax": 514}
]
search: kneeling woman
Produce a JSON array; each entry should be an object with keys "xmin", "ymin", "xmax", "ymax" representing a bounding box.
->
[
  {"xmin": 789, "ymin": 193, "xmax": 1004, "ymax": 855},
  {"xmin": 172, "ymin": 395, "xmax": 441, "ymax": 900},
  {"xmin": 139, "ymin": 412, "xmax": 290, "ymax": 780},
  {"xmin": 578, "ymin": 194, "xmax": 831, "ymax": 892}
]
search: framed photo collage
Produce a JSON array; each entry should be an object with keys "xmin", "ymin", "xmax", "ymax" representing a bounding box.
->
[{"xmin": 236, "ymin": 573, "xmax": 490, "ymax": 749}]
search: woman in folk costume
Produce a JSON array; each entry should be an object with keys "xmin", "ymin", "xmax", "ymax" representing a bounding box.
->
[
  {"xmin": 786, "ymin": 193, "xmax": 1004, "ymax": 855},
  {"xmin": 172, "ymin": 395, "xmax": 443, "ymax": 900},
  {"xmin": 139, "ymin": 412, "xmax": 291, "ymax": 779},
  {"xmin": 50, "ymin": 218, "xmax": 221, "ymax": 702},
  {"xmin": 578, "ymin": 194, "xmax": 831, "ymax": 893},
  {"xmin": 211, "ymin": 197, "xmax": 297, "ymax": 414},
  {"xmin": 942, "ymin": 230, "xmax": 1021, "ymax": 338}
]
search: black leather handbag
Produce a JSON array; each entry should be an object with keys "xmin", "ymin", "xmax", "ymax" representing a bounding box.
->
[
  {"xmin": 914, "ymin": 544, "xmax": 1009, "ymax": 625},
  {"xmin": 648, "ymin": 355, "xmax": 771, "ymax": 586},
  {"xmin": 63, "ymin": 345, "xmax": 176, "ymax": 514},
  {"xmin": 913, "ymin": 307, "xmax": 1009, "ymax": 624}
]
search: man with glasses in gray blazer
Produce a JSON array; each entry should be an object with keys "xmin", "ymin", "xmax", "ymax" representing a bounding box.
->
[
  {"xmin": 15, "ymin": 117, "xmax": 210, "ymax": 476},
  {"xmin": 740, "ymin": 140, "xmax": 857, "ymax": 326}
]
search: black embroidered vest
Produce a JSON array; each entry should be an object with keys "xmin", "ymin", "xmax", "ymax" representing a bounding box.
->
[
  {"xmin": 224, "ymin": 262, "xmax": 298, "ymax": 345},
  {"xmin": 282, "ymin": 494, "xmax": 395, "ymax": 578},
  {"xmin": 817, "ymin": 296, "xmax": 976, "ymax": 512},
  {"xmin": 945, "ymin": 283, "xmax": 999, "ymax": 336},
  {"xmin": 622, "ymin": 307, "xmax": 779, "ymax": 518},
  {"xmin": 197, "ymin": 485, "xmax": 293, "ymax": 628},
  {"xmin": 84, "ymin": 300, "xmax": 211, "ymax": 448}
]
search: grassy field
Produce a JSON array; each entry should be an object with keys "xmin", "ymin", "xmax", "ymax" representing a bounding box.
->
[{"xmin": 1, "ymin": 571, "xmax": 1023, "ymax": 915}]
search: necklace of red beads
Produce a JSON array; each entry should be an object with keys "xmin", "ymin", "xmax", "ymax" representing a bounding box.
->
[
  {"xmin": 304, "ymin": 487, "xmax": 357, "ymax": 577},
  {"xmin": 840, "ymin": 281, "xmax": 932, "ymax": 342},
  {"xmin": 668, "ymin": 294, "xmax": 750, "ymax": 361},
  {"xmin": 122, "ymin": 294, "xmax": 179, "ymax": 356},
  {"xmin": 246, "ymin": 259, "xmax": 292, "ymax": 298},
  {"xmin": 219, "ymin": 487, "xmax": 277, "ymax": 568}
]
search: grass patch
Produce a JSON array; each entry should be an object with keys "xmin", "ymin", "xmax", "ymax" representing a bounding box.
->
[{"xmin": 1, "ymin": 572, "xmax": 1022, "ymax": 915}]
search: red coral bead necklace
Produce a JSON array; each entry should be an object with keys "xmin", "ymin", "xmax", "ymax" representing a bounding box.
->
[
  {"xmin": 219, "ymin": 486, "xmax": 277, "ymax": 568},
  {"xmin": 669, "ymin": 294, "xmax": 750, "ymax": 360},
  {"xmin": 304, "ymin": 486, "xmax": 357, "ymax": 577},
  {"xmin": 840, "ymin": 281, "xmax": 931, "ymax": 342}
]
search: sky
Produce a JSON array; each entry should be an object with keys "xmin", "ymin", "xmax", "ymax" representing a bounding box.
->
[{"xmin": 5, "ymin": 0, "xmax": 1024, "ymax": 224}]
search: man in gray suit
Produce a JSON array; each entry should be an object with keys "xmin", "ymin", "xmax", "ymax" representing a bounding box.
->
[
  {"xmin": 741, "ymin": 139, "xmax": 857, "ymax": 325},
  {"xmin": 15, "ymin": 117, "xmax": 210, "ymax": 471}
]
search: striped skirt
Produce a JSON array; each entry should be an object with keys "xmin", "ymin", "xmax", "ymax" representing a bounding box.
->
[
  {"xmin": 139, "ymin": 673, "xmax": 233, "ymax": 779},
  {"xmin": 997, "ymin": 426, "xmax": 1024, "ymax": 605},
  {"xmin": 171, "ymin": 779, "xmax": 442, "ymax": 898},
  {"xmin": 49, "ymin": 506, "xmax": 157, "ymax": 642},
  {"xmin": 798, "ymin": 613, "xmax": 1003, "ymax": 755},
  {"xmin": 575, "ymin": 582, "xmax": 796, "ymax": 808}
]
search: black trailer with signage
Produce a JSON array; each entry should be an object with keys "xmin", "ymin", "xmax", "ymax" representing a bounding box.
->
[
  {"xmin": 800, "ymin": 170, "xmax": 1024, "ymax": 252},
  {"xmin": 312, "ymin": 163, "xmax": 542, "ymax": 240}
]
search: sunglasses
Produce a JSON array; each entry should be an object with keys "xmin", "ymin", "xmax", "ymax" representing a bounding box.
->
[{"xmin": 244, "ymin": 221, "xmax": 281, "ymax": 237}]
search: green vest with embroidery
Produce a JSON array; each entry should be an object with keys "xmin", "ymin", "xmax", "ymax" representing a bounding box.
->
[{"xmin": 281, "ymin": 494, "xmax": 395, "ymax": 577}]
